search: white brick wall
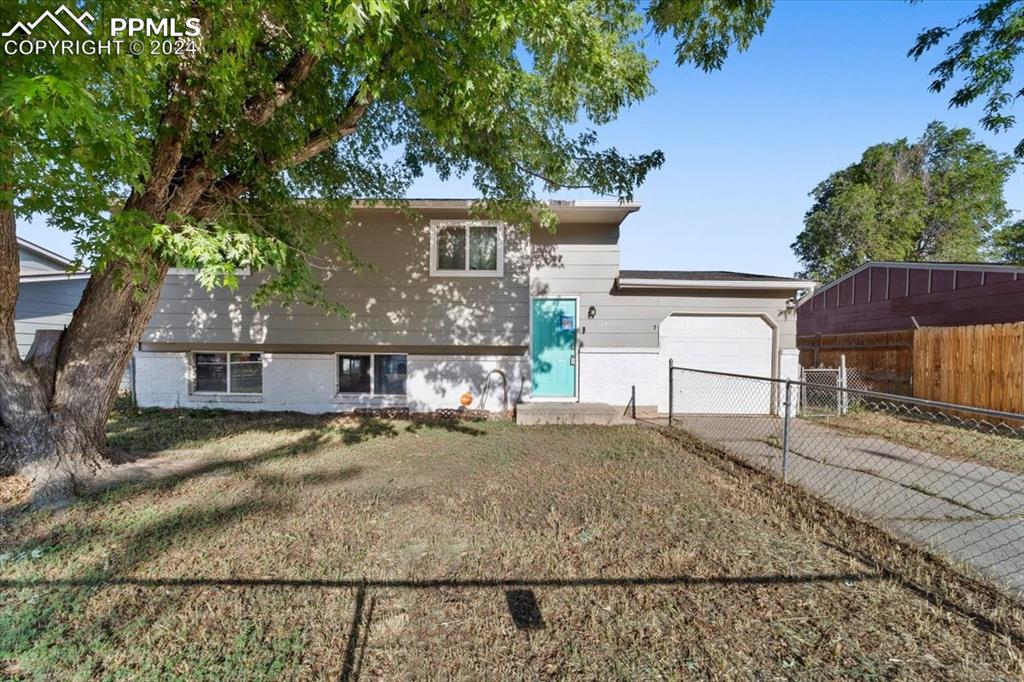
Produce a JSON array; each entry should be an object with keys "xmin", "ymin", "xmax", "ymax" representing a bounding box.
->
[
  {"xmin": 578, "ymin": 348, "xmax": 660, "ymax": 409},
  {"xmin": 135, "ymin": 351, "xmax": 530, "ymax": 414},
  {"xmin": 579, "ymin": 346, "xmax": 802, "ymax": 413},
  {"xmin": 776, "ymin": 348, "xmax": 802, "ymax": 417},
  {"xmin": 778, "ymin": 348, "xmax": 800, "ymax": 382},
  {"xmin": 135, "ymin": 345, "xmax": 799, "ymax": 415},
  {"xmin": 134, "ymin": 352, "xmax": 191, "ymax": 408}
]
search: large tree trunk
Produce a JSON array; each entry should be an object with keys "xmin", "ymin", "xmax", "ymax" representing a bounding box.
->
[
  {"xmin": 0, "ymin": 198, "xmax": 169, "ymax": 506},
  {"xmin": 1, "ymin": 45, "xmax": 355, "ymax": 506}
]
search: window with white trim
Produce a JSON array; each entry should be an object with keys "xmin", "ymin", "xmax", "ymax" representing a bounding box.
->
[
  {"xmin": 429, "ymin": 221, "xmax": 503, "ymax": 277},
  {"xmin": 337, "ymin": 353, "xmax": 407, "ymax": 396},
  {"xmin": 192, "ymin": 352, "xmax": 262, "ymax": 394}
]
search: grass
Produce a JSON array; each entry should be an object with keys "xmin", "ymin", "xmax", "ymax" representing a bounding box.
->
[
  {"xmin": 814, "ymin": 409, "xmax": 1024, "ymax": 475},
  {"xmin": 1, "ymin": 405, "xmax": 1022, "ymax": 679}
]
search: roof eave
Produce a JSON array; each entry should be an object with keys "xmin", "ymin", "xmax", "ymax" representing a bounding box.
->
[
  {"xmin": 19, "ymin": 272, "xmax": 91, "ymax": 283},
  {"xmin": 616, "ymin": 278, "xmax": 817, "ymax": 291},
  {"xmin": 812, "ymin": 260, "xmax": 1024, "ymax": 298},
  {"xmin": 347, "ymin": 199, "xmax": 641, "ymax": 225}
]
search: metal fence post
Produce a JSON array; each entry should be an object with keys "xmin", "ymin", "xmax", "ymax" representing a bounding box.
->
[
  {"xmin": 839, "ymin": 353, "xmax": 848, "ymax": 415},
  {"xmin": 781, "ymin": 380, "xmax": 792, "ymax": 482},
  {"xmin": 668, "ymin": 358, "xmax": 674, "ymax": 427},
  {"xmin": 631, "ymin": 384, "xmax": 636, "ymax": 420}
]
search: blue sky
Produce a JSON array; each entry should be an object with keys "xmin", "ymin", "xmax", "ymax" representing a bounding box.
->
[{"xmin": 18, "ymin": 0, "xmax": 1023, "ymax": 277}]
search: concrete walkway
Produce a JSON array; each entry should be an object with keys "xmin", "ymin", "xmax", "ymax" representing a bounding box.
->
[{"xmin": 665, "ymin": 415, "xmax": 1024, "ymax": 597}]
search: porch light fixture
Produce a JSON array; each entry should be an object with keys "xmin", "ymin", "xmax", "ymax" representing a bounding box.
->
[{"xmin": 587, "ymin": 305, "xmax": 597, "ymax": 319}]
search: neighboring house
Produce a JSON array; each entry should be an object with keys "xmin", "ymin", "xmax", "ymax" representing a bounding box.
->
[
  {"xmin": 135, "ymin": 200, "xmax": 813, "ymax": 414},
  {"xmin": 14, "ymin": 238, "xmax": 89, "ymax": 357},
  {"xmin": 797, "ymin": 261, "xmax": 1024, "ymax": 336}
]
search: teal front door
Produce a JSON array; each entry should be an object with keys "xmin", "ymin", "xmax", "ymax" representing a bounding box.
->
[{"xmin": 531, "ymin": 298, "xmax": 577, "ymax": 398}]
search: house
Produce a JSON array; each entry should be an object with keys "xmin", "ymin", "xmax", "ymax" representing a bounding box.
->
[
  {"xmin": 797, "ymin": 261, "xmax": 1024, "ymax": 337},
  {"xmin": 134, "ymin": 200, "xmax": 814, "ymax": 415},
  {"xmin": 14, "ymin": 238, "xmax": 90, "ymax": 358}
]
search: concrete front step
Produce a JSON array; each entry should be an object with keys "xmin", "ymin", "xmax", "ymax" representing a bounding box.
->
[{"xmin": 515, "ymin": 402, "xmax": 635, "ymax": 426}]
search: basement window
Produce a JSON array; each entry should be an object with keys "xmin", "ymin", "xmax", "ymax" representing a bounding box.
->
[
  {"xmin": 429, "ymin": 221, "xmax": 504, "ymax": 277},
  {"xmin": 192, "ymin": 352, "xmax": 263, "ymax": 394},
  {"xmin": 337, "ymin": 353, "xmax": 407, "ymax": 396}
]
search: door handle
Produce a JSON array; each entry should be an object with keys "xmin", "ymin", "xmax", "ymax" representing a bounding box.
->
[{"xmin": 569, "ymin": 355, "xmax": 575, "ymax": 366}]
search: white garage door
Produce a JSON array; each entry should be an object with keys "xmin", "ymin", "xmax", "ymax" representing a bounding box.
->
[{"xmin": 660, "ymin": 315, "xmax": 773, "ymax": 414}]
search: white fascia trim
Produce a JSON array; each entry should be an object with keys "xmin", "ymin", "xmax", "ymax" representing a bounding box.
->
[
  {"xmin": 567, "ymin": 200, "xmax": 641, "ymax": 209},
  {"xmin": 616, "ymin": 278, "xmax": 817, "ymax": 291},
  {"xmin": 793, "ymin": 285, "xmax": 819, "ymax": 308},
  {"xmin": 19, "ymin": 273, "xmax": 91, "ymax": 283}
]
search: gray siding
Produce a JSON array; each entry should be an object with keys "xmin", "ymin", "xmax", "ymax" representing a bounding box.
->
[
  {"xmin": 14, "ymin": 279, "xmax": 87, "ymax": 356},
  {"xmin": 18, "ymin": 246, "xmax": 67, "ymax": 275},
  {"xmin": 142, "ymin": 209, "xmax": 797, "ymax": 354},
  {"xmin": 144, "ymin": 209, "xmax": 532, "ymax": 348},
  {"xmin": 530, "ymin": 226, "xmax": 798, "ymax": 349}
]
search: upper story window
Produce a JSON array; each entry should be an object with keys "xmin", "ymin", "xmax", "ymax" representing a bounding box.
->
[{"xmin": 429, "ymin": 220, "xmax": 504, "ymax": 277}]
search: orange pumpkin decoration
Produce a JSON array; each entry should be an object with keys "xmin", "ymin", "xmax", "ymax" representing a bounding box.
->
[{"xmin": 459, "ymin": 392, "xmax": 473, "ymax": 407}]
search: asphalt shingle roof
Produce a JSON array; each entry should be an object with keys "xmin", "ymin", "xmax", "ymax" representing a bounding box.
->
[{"xmin": 618, "ymin": 270, "xmax": 806, "ymax": 282}]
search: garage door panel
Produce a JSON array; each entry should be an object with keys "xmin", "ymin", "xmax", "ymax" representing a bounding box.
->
[{"xmin": 660, "ymin": 315, "xmax": 773, "ymax": 414}]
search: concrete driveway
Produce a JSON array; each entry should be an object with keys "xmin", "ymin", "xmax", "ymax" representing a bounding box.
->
[{"xmin": 668, "ymin": 415, "xmax": 1024, "ymax": 597}]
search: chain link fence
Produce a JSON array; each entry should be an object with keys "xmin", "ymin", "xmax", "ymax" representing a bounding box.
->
[
  {"xmin": 801, "ymin": 365, "xmax": 911, "ymax": 415},
  {"xmin": 667, "ymin": 366, "xmax": 1024, "ymax": 598}
]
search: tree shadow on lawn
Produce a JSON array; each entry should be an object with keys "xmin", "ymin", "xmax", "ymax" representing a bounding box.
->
[
  {"xmin": 0, "ymin": 410, "xmax": 489, "ymax": 678},
  {"xmin": 108, "ymin": 400, "xmax": 489, "ymax": 457},
  {"xmin": 95, "ymin": 413, "xmax": 485, "ymax": 500},
  {"xmin": 5, "ymin": 424, "xmax": 1022, "ymax": 674},
  {"xmin": 1, "ymin": 434, "xmax": 362, "ymax": 570},
  {"xmin": 3, "ymin": 412, "xmax": 489, "ymax": 564},
  {"xmin": 0, "ymin": 439, "xmax": 370, "ymax": 665},
  {"xmin": 405, "ymin": 414, "xmax": 487, "ymax": 437},
  {"xmin": 106, "ymin": 405, "xmax": 386, "ymax": 458}
]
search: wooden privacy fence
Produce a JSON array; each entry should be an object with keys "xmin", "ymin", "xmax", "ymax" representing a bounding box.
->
[
  {"xmin": 798, "ymin": 330, "xmax": 914, "ymax": 395},
  {"xmin": 913, "ymin": 322, "xmax": 1024, "ymax": 415},
  {"xmin": 799, "ymin": 322, "xmax": 1024, "ymax": 413}
]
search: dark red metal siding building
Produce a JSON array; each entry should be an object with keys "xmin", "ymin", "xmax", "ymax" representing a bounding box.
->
[{"xmin": 797, "ymin": 262, "xmax": 1024, "ymax": 336}]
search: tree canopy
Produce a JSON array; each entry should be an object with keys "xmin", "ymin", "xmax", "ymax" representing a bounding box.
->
[
  {"xmin": 992, "ymin": 219, "xmax": 1024, "ymax": 263},
  {"xmin": 792, "ymin": 122, "xmax": 1016, "ymax": 282},
  {"xmin": 2, "ymin": 0, "xmax": 772, "ymax": 310},
  {"xmin": 1, "ymin": 1, "xmax": 774, "ymax": 499},
  {"xmin": 909, "ymin": 0, "xmax": 1024, "ymax": 157}
]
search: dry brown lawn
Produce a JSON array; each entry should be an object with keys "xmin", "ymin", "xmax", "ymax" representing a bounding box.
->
[
  {"xmin": 1, "ymin": 406, "xmax": 1022, "ymax": 680},
  {"xmin": 816, "ymin": 410, "xmax": 1024, "ymax": 475}
]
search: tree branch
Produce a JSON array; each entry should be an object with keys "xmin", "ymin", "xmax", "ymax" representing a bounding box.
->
[
  {"xmin": 509, "ymin": 158, "xmax": 609, "ymax": 194},
  {"xmin": 189, "ymin": 83, "xmax": 375, "ymax": 220},
  {"xmin": 168, "ymin": 50, "xmax": 322, "ymax": 216},
  {"xmin": 273, "ymin": 88, "xmax": 372, "ymax": 170},
  {"xmin": 141, "ymin": 72, "xmax": 197, "ymax": 212},
  {"xmin": 243, "ymin": 50, "xmax": 320, "ymax": 126}
]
